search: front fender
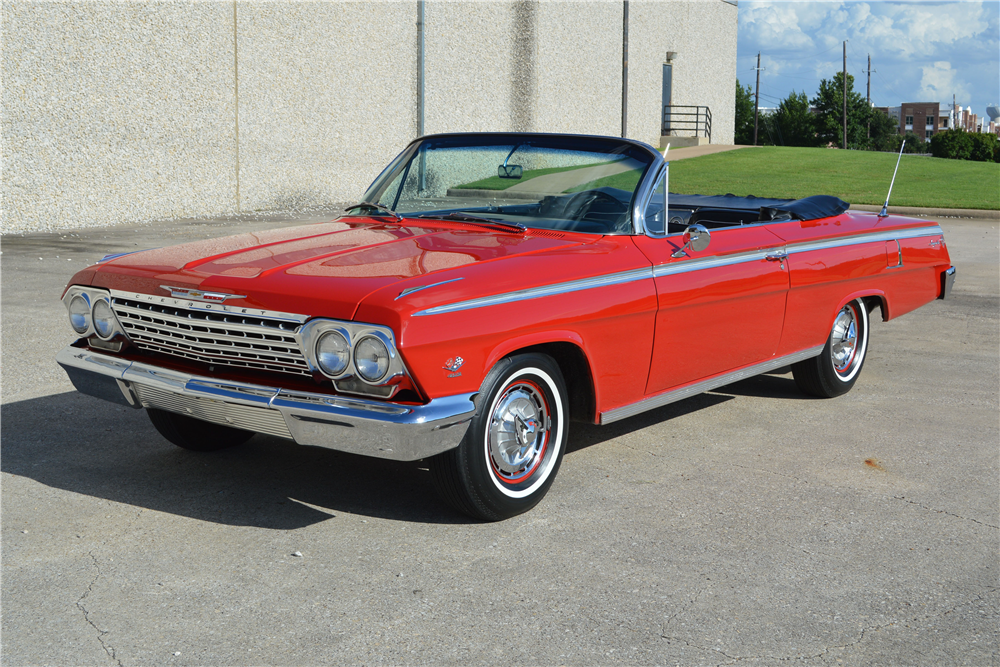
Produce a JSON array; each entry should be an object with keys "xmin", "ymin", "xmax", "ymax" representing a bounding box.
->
[{"xmin": 482, "ymin": 329, "xmax": 587, "ymax": 375}]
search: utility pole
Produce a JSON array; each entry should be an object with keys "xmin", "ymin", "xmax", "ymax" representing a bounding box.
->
[
  {"xmin": 621, "ymin": 1, "xmax": 629, "ymax": 138},
  {"xmin": 842, "ymin": 40, "xmax": 848, "ymax": 150},
  {"xmin": 753, "ymin": 52, "xmax": 762, "ymax": 146},
  {"xmin": 865, "ymin": 54, "xmax": 874, "ymax": 141}
]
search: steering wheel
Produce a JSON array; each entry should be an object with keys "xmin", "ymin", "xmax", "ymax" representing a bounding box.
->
[{"xmin": 562, "ymin": 190, "xmax": 630, "ymax": 232}]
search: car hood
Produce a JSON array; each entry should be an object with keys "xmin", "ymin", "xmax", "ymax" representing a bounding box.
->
[{"xmin": 88, "ymin": 217, "xmax": 587, "ymax": 320}]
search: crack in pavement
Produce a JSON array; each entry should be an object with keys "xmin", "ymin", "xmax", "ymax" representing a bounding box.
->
[
  {"xmin": 659, "ymin": 585, "xmax": 708, "ymax": 639},
  {"xmin": 76, "ymin": 552, "xmax": 122, "ymax": 667},
  {"xmin": 892, "ymin": 495, "xmax": 999, "ymax": 529}
]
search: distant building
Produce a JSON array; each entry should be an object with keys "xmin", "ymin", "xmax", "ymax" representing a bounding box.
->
[
  {"xmin": 898, "ymin": 103, "xmax": 954, "ymax": 139},
  {"xmin": 957, "ymin": 106, "xmax": 980, "ymax": 133}
]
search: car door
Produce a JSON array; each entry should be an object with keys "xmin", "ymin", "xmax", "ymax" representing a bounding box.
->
[{"xmin": 632, "ymin": 182, "xmax": 790, "ymax": 394}]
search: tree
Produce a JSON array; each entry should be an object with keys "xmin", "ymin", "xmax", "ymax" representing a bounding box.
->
[
  {"xmin": 734, "ymin": 79, "xmax": 755, "ymax": 145},
  {"xmin": 931, "ymin": 128, "xmax": 973, "ymax": 160},
  {"xmin": 865, "ymin": 108, "xmax": 901, "ymax": 152},
  {"xmin": 902, "ymin": 131, "xmax": 927, "ymax": 154},
  {"xmin": 810, "ymin": 72, "xmax": 870, "ymax": 148},
  {"xmin": 772, "ymin": 91, "xmax": 816, "ymax": 147},
  {"xmin": 969, "ymin": 132, "xmax": 999, "ymax": 162}
]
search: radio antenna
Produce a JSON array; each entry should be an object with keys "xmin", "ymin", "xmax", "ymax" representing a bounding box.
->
[{"xmin": 879, "ymin": 140, "xmax": 905, "ymax": 218}]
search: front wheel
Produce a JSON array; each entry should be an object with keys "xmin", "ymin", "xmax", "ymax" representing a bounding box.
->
[
  {"xmin": 431, "ymin": 353, "xmax": 568, "ymax": 521},
  {"xmin": 792, "ymin": 298, "xmax": 870, "ymax": 398}
]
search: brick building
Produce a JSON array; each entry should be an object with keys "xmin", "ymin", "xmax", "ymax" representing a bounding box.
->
[{"xmin": 898, "ymin": 103, "xmax": 954, "ymax": 140}]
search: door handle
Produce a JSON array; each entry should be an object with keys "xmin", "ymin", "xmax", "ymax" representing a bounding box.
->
[{"xmin": 765, "ymin": 251, "xmax": 788, "ymax": 261}]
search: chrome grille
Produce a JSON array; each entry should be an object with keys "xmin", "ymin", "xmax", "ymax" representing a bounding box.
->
[{"xmin": 112, "ymin": 297, "xmax": 311, "ymax": 377}]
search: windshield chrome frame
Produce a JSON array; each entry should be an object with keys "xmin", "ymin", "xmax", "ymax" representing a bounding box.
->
[
  {"xmin": 634, "ymin": 160, "xmax": 671, "ymax": 238},
  {"xmin": 360, "ymin": 132, "xmax": 664, "ymax": 236}
]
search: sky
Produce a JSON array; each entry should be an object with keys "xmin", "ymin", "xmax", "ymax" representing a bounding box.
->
[{"xmin": 736, "ymin": 1, "xmax": 1000, "ymax": 120}]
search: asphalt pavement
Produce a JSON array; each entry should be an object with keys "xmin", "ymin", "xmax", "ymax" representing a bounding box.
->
[{"xmin": 2, "ymin": 211, "xmax": 997, "ymax": 666}]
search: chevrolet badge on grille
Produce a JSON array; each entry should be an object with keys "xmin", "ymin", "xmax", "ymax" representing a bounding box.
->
[{"xmin": 160, "ymin": 285, "xmax": 246, "ymax": 303}]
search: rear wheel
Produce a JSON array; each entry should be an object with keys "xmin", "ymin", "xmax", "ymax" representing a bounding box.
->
[
  {"xmin": 431, "ymin": 353, "xmax": 568, "ymax": 521},
  {"xmin": 792, "ymin": 298, "xmax": 870, "ymax": 398},
  {"xmin": 147, "ymin": 408, "xmax": 254, "ymax": 451}
]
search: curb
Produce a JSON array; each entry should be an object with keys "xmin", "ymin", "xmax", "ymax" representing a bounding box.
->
[{"xmin": 851, "ymin": 204, "xmax": 999, "ymax": 220}]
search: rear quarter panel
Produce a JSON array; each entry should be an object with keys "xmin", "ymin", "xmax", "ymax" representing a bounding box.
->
[{"xmin": 769, "ymin": 212, "xmax": 951, "ymax": 356}]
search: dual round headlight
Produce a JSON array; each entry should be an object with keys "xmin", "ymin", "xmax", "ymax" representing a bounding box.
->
[
  {"xmin": 316, "ymin": 330, "xmax": 350, "ymax": 377},
  {"xmin": 69, "ymin": 295, "xmax": 91, "ymax": 334},
  {"xmin": 312, "ymin": 329, "xmax": 392, "ymax": 383},
  {"xmin": 67, "ymin": 292, "xmax": 120, "ymax": 340},
  {"xmin": 354, "ymin": 336, "xmax": 390, "ymax": 383},
  {"xmin": 92, "ymin": 300, "xmax": 116, "ymax": 339}
]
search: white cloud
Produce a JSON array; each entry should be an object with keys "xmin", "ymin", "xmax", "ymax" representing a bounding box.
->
[
  {"xmin": 918, "ymin": 61, "xmax": 971, "ymax": 102},
  {"xmin": 740, "ymin": 3, "xmax": 816, "ymax": 50},
  {"xmin": 738, "ymin": 1, "xmax": 998, "ymax": 115}
]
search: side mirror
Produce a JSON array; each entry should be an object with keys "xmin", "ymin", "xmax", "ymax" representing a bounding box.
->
[
  {"xmin": 671, "ymin": 223, "xmax": 710, "ymax": 258},
  {"xmin": 498, "ymin": 164, "xmax": 523, "ymax": 179}
]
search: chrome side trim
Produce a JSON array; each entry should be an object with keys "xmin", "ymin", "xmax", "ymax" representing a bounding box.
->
[
  {"xmin": 413, "ymin": 225, "xmax": 945, "ymax": 317},
  {"xmin": 109, "ymin": 289, "xmax": 310, "ymax": 324},
  {"xmin": 395, "ymin": 277, "xmax": 465, "ymax": 300},
  {"xmin": 413, "ymin": 267, "xmax": 652, "ymax": 316},
  {"xmin": 599, "ymin": 345, "xmax": 825, "ymax": 425},
  {"xmin": 786, "ymin": 226, "xmax": 943, "ymax": 255},
  {"xmin": 652, "ymin": 248, "xmax": 773, "ymax": 278},
  {"xmin": 56, "ymin": 346, "xmax": 477, "ymax": 461}
]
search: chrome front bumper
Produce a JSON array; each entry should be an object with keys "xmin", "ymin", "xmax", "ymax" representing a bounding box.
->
[{"xmin": 57, "ymin": 346, "xmax": 476, "ymax": 461}]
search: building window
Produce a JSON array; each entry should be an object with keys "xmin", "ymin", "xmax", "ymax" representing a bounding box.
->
[
  {"xmin": 927, "ymin": 116, "xmax": 935, "ymax": 127},
  {"xmin": 905, "ymin": 115, "xmax": 913, "ymax": 125},
  {"xmin": 926, "ymin": 130, "xmax": 933, "ymax": 139},
  {"xmin": 941, "ymin": 118, "xmax": 949, "ymax": 128}
]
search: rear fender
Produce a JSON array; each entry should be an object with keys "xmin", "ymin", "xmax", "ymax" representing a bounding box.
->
[{"xmin": 835, "ymin": 290, "xmax": 889, "ymax": 323}]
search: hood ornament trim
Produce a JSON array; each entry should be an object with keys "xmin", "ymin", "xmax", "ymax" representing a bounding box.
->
[
  {"xmin": 395, "ymin": 277, "xmax": 465, "ymax": 300},
  {"xmin": 160, "ymin": 285, "xmax": 247, "ymax": 303}
]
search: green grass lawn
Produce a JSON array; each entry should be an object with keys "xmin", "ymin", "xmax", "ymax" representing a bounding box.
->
[{"xmin": 669, "ymin": 147, "xmax": 1000, "ymax": 210}]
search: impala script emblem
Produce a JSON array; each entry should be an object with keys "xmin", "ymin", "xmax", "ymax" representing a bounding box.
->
[{"xmin": 160, "ymin": 285, "xmax": 246, "ymax": 303}]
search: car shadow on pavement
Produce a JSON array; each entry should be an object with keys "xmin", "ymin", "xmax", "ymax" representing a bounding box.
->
[
  {"xmin": 1, "ymin": 391, "xmax": 468, "ymax": 528},
  {"xmin": 3, "ymin": 389, "xmax": 740, "ymax": 527},
  {"xmin": 710, "ymin": 371, "xmax": 813, "ymax": 401},
  {"xmin": 565, "ymin": 392, "xmax": 733, "ymax": 454}
]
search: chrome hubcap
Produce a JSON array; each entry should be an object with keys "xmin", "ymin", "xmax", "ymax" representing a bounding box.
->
[
  {"xmin": 489, "ymin": 382, "xmax": 548, "ymax": 480},
  {"xmin": 830, "ymin": 305, "xmax": 858, "ymax": 373}
]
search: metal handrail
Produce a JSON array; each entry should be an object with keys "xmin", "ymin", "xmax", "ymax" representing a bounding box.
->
[{"xmin": 662, "ymin": 105, "xmax": 712, "ymax": 141}]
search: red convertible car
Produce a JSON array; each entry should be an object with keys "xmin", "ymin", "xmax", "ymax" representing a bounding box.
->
[{"xmin": 58, "ymin": 133, "xmax": 955, "ymax": 520}]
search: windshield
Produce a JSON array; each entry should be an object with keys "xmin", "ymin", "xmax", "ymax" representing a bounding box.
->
[{"xmin": 360, "ymin": 134, "xmax": 656, "ymax": 234}]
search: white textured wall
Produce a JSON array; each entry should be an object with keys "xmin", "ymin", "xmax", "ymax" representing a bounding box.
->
[
  {"xmin": 535, "ymin": 2, "xmax": 623, "ymax": 137},
  {"xmin": 237, "ymin": 2, "xmax": 417, "ymax": 213},
  {"xmin": 424, "ymin": 2, "xmax": 533, "ymax": 134},
  {"xmin": 2, "ymin": 0, "xmax": 737, "ymax": 234},
  {"xmin": 3, "ymin": 1, "xmax": 237, "ymax": 233},
  {"xmin": 628, "ymin": 0, "xmax": 738, "ymax": 146}
]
